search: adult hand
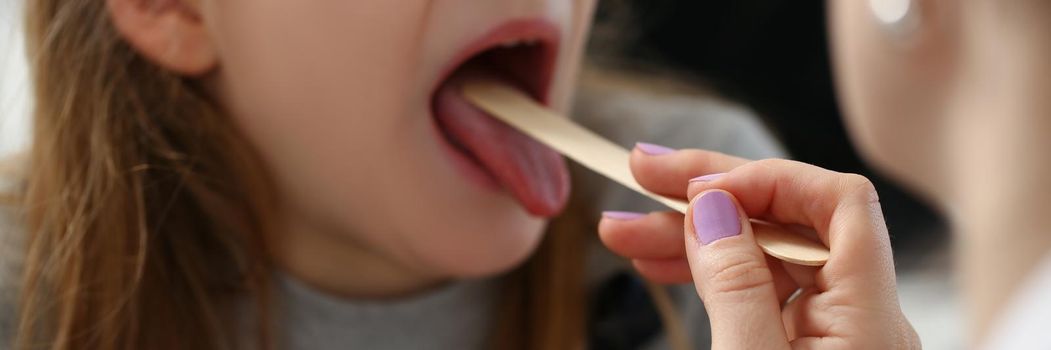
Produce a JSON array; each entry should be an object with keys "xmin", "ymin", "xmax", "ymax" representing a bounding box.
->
[{"xmin": 598, "ymin": 145, "xmax": 919, "ymax": 349}]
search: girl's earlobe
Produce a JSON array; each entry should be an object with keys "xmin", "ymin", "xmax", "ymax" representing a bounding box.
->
[{"xmin": 106, "ymin": 0, "xmax": 217, "ymax": 76}]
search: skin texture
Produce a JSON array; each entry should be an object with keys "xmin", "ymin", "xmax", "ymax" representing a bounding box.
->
[
  {"xmin": 107, "ymin": 0, "xmax": 597, "ymax": 298},
  {"xmin": 830, "ymin": 0, "xmax": 1051, "ymax": 340}
]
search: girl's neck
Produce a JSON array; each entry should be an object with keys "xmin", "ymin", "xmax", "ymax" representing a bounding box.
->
[{"xmin": 267, "ymin": 215, "xmax": 446, "ymax": 299}]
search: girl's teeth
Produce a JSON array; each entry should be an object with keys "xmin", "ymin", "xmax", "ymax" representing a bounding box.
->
[{"xmin": 499, "ymin": 39, "xmax": 537, "ymax": 48}]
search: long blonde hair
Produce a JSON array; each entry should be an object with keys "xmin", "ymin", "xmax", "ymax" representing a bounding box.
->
[{"xmin": 14, "ymin": 1, "xmax": 592, "ymax": 349}]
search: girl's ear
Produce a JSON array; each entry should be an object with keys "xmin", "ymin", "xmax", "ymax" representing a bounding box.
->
[{"xmin": 106, "ymin": 0, "xmax": 216, "ymax": 76}]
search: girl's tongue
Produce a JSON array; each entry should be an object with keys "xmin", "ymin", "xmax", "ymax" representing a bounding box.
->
[{"xmin": 432, "ymin": 69, "xmax": 569, "ymax": 217}]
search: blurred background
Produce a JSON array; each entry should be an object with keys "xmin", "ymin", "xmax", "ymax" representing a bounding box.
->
[
  {"xmin": 0, "ymin": 0, "xmax": 960, "ymax": 347},
  {"xmin": 0, "ymin": 0, "xmax": 30, "ymax": 158}
]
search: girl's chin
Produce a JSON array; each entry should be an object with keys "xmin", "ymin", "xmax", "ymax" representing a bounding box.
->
[{"xmin": 423, "ymin": 225, "xmax": 547, "ymax": 279}]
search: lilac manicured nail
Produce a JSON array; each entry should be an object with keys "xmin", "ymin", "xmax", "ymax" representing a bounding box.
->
[
  {"xmin": 602, "ymin": 211, "xmax": 646, "ymax": 221},
  {"xmin": 635, "ymin": 142, "xmax": 676, "ymax": 155},
  {"xmin": 693, "ymin": 191, "xmax": 741, "ymax": 245},
  {"xmin": 689, "ymin": 173, "xmax": 726, "ymax": 183}
]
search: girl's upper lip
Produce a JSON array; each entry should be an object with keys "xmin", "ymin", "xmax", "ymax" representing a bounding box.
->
[{"xmin": 432, "ymin": 18, "xmax": 561, "ymax": 105}]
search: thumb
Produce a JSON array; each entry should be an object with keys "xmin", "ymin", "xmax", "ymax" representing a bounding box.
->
[{"xmin": 685, "ymin": 190, "xmax": 790, "ymax": 350}]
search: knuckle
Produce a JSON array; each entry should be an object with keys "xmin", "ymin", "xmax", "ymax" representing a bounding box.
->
[
  {"xmin": 747, "ymin": 158, "xmax": 810, "ymax": 178},
  {"xmin": 831, "ymin": 173, "xmax": 889, "ymax": 240},
  {"xmin": 681, "ymin": 149, "xmax": 716, "ymax": 167},
  {"xmin": 750, "ymin": 157, "xmax": 789, "ymax": 171},
  {"xmin": 705, "ymin": 252, "xmax": 774, "ymax": 299},
  {"xmin": 840, "ymin": 173, "xmax": 879, "ymax": 203}
]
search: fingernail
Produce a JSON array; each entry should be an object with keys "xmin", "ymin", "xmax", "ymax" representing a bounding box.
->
[
  {"xmin": 602, "ymin": 211, "xmax": 646, "ymax": 221},
  {"xmin": 693, "ymin": 191, "xmax": 741, "ymax": 245},
  {"xmin": 689, "ymin": 173, "xmax": 726, "ymax": 183},
  {"xmin": 635, "ymin": 142, "xmax": 676, "ymax": 155}
]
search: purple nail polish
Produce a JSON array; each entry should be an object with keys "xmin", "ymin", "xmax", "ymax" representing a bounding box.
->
[
  {"xmin": 689, "ymin": 173, "xmax": 726, "ymax": 183},
  {"xmin": 693, "ymin": 191, "xmax": 741, "ymax": 245},
  {"xmin": 635, "ymin": 142, "xmax": 676, "ymax": 155},
  {"xmin": 602, "ymin": 211, "xmax": 646, "ymax": 221}
]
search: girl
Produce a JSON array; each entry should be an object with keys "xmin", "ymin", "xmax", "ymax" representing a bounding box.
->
[
  {"xmin": 2, "ymin": 0, "xmax": 936, "ymax": 349},
  {"xmin": 5, "ymin": 1, "xmax": 601, "ymax": 349}
]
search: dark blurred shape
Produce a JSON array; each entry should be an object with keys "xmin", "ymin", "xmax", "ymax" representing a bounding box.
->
[
  {"xmin": 591, "ymin": 0, "xmax": 946, "ymax": 266},
  {"xmin": 588, "ymin": 272, "xmax": 662, "ymax": 349}
]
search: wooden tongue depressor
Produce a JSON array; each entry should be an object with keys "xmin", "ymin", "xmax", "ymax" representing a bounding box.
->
[{"xmin": 463, "ymin": 79, "xmax": 830, "ymax": 266}]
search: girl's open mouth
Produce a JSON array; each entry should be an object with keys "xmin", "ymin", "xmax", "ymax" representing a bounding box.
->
[{"xmin": 430, "ymin": 20, "xmax": 569, "ymax": 217}]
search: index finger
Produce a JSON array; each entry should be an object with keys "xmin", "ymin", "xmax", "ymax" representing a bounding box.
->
[{"xmin": 629, "ymin": 145, "xmax": 751, "ymax": 199}]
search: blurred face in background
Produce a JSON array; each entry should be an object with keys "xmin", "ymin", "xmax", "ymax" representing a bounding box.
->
[
  {"xmin": 832, "ymin": 0, "xmax": 1051, "ymax": 335},
  {"xmin": 829, "ymin": 0, "xmax": 1051, "ymax": 206}
]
